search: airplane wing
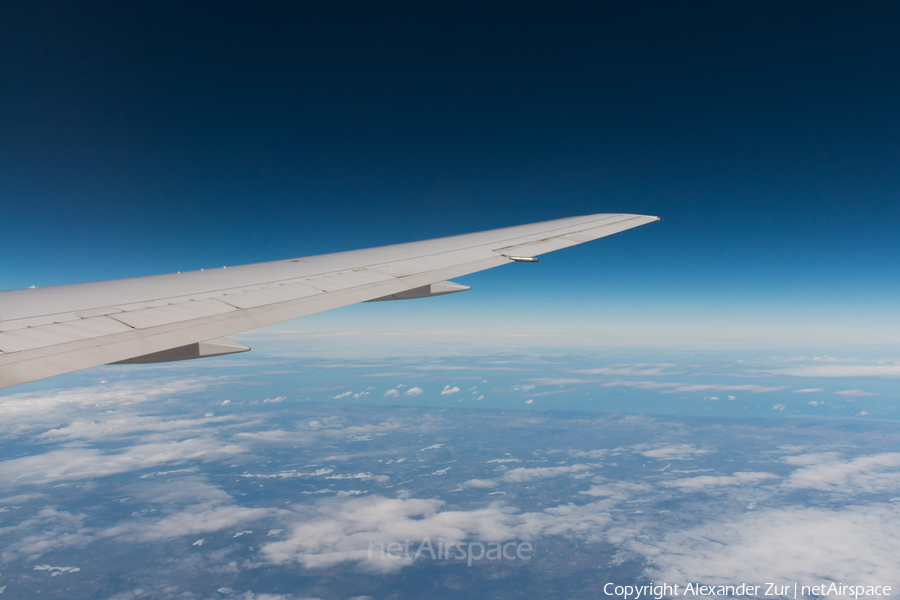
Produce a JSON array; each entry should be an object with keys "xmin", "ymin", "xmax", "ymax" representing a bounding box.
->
[{"xmin": 0, "ymin": 213, "xmax": 658, "ymax": 389}]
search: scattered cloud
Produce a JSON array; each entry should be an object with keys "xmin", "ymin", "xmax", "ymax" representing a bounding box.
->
[
  {"xmin": 37, "ymin": 414, "xmax": 238, "ymax": 443},
  {"xmin": 768, "ymin": 365, "xmax": 900, "ymax": 378},
  {"xmin": 239, "ymin": 593, "xmax": 297, "ymax": 600},
  {"xmin": 6, "ymin": 353, "xmax": 900, "ymax": 593},
  {"xmin": 0, "ymin": 378, "xmax": 214, "ymax": 436},
  {"xmin": 793, "ymin": 388, "xmax": 824, "ymax": 393},
  {"xmin": 101, "ymin": 478, "xmax": 288, "ymax": 542},
  {"xmin": 568, "ymin": 449, "xmax": 606, "ymax": 459},
  {"xmin": 33, "ymin": 565, "xmax": 80, "ymax": 576},
  {"xmin": 661, "ymin": 472, "xmax": 779, "ymax": 490},
  {"xmin": 528, "ymin": 389, "xmax": 578, "ymax": 397},
  {"xmin": 639, "ymin": 444, "xmax": 712, "ymax": 460},
  {"xmin": 834, "ymin": 389, "xmax": 876, "ymax": 397},
  {"xmin": 0, "ymin": 507, "xmax": 93, "ymax": 562},
  {"xmin": 260, "ymin": 494, "xmax": 618, "ymax": 573},
  {"xmin": 463, "ymin": 479, "xmax": 497, "ymax": 488},
  {"xmin": 580, "ymin": 481, "xmax": 654, "ymax": 499},
  {"xmin": 636, "ymin": 504, "xmax": 900, "ymax": 588},
  {"xmin": 0, "ymin": 438, "xmax": 244, "ymax": 487},
  {"xmin": 782, "ymin": 452, "xmax": 900, "ymax": 494},
  {"xmin": 501, "ymin": 464, "xmax": 590, "ymax": 483},
  {"xmin": 601, "ymin": 381, "xmax": 786, "ymax": 395},
  {"xmin": 575, "ymin": 364, "xmax": 681, "ymax": 376},
  {"xmin": 260, "ymin": 496, "xmax": 523, "ymax": 572}
]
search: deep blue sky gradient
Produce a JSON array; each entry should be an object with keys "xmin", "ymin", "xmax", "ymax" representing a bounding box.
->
[{"xmin": 1, "ymin": 1, "xmax": 898, "ymax": 345}]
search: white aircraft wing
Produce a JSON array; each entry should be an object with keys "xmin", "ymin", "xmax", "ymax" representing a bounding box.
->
[{"xmin": 0, "ymin": 212, "xmax": 658, "ymax": 389}]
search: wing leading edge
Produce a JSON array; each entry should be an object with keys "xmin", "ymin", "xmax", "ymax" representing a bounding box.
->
[{"xmin": 0, "ymin": 213, "xmax": 658, "ymax": 389}]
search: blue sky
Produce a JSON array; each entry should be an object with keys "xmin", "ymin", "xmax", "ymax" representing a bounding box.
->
[{"xmin": 1, "ymin": 1, "xmax": 898, "ymax": 347}]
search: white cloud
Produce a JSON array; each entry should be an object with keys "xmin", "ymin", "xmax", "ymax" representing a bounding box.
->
[
  {"xmin": 260, "ymin": 495, "xmax": 618, "ymax": 573},
  {"xmin": 525, "ymin": 399, "xmax": 533, "ymax": 404},
  {"xmin": 601, "ymin": 381, "xmax": 785, "ymax": 394},
  {"xmin": 440, "ymin": 386, "xmax": 460, "ymax": 395},
  {"xmin": 568, "ymin": 449, "xmax": 606, "ymax": 459},
  {"xmin": 404, "ymin": 387, "xmax": 424, "ymax": 397},
  {"xmin": 463, "ymin": 479, "xmax": 497, "ymax": 488},
  {"xmin": 260, "ymin": 496, "xmax": 523, "ymax": 572},
  {"xmin": 383, "ymin": 389, "xmax": 400, "ymax": 398},
  {"xmin": 661, "ymin": 472, "xmax": 779, "ymax": 490},
  {"xmin": 33, "ymin": 565, "xmax": 80, "ymax": 576},
  {"xmin": 122, "ymin": 504, "xmax": 275, "ymax": 541},
  {"xmin": 0, "ymin": 494, "xmax": 43, "ymax": 504},
  {"xmin": 773, "ymin": 404, "xmax": 786, "ymax": 411},
  {"xmin": 782, "ymin": 452, "xmax": 840, "ymax": 466},
  {"xmin": 100, "ymin": 478, "xmax": 288, "ymax": 542},
  {"xmin": 580, "ymin": 481, "xmax": 654, "ymax": 500},
  {"xmin": 575, "ymin": 364, "xmax": 681, "ymax": 376},
  {"xmin": 36, "ymin": 414, "xmax": 238, "ymax": 443},
  {"xmin": 501, "ymin": 464, "xmax": 590, "ymax": 483},
  {"xmin": 0, "ymin": 438, "xmax": 244, "ymax": 487},
  {"xmin": 635, "ymin": 504, "xmax": 900, "ymax": 589},
  {"xmin": 782, "ymin": 452, "xmax": 900, "ymax": 494},
  {"xmin": 0, "ymin": 507, "xmax": 93, "ymax": 562},
  {"xmin": 138, "ymin": 478, "xmax": 233, "ymax": 505},
  {"xmin": 0, "ymin": 378, "xmax": 214, "ymax": 436},
  {"xmin": 333, "ymin": 391, "xmax": 353, "ymax": 399},
  {"xmin": 769, "ymin": 365, "xmax": 900, "ymax": 378},
  {"xmin": 639, "ymin": 444, "xmax": 712, "ymax": 460},
  {"xmin": 834, "ymin": 389, "xmax": 877, "ymax": 397},
  {"xmin": 793, "ymin": 388, "xmax": 825, "ymax": 393},
  {"xmin": 528, "ymin": 388, "xmax": 577, "ymax": 397},
  {"xmin": 237, "ymin": 419, "xmax": 416, "ymax": 448}
]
